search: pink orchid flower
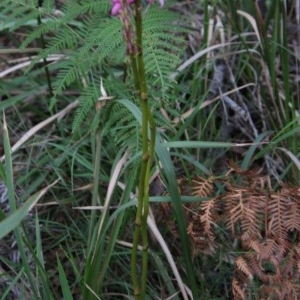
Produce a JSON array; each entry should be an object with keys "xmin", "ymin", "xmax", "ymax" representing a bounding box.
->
[{"xmin": 111, "ymin": 0, "xmax": 164, "ymax": 16}]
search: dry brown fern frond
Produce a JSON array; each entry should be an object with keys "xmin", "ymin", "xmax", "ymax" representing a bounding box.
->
[
  {"xmin": 191, "ymin": 175, "xmax": 215, "ymax": 197},
  {"xmin": 233, "ymin": 236, "xmax": 300, "ymax": 299},
  {"xmin": 180, "ymin": 175, "xmax": 222, "ymax": 255},
  {"xmin": 185, "ymin": 166, "xmax": 300, "ymax": 299},
  {"xmin": 279, "ymin": 185, "xmax": 300, "ymax": 232},
  {"xmin": 257, "ymin": 238, "xmax": 285, "ymax": 261},
  {"xmin": 235, "ymin": 256, "xmax": 254, "ymax": 280},
  {"xmin": 225, "ymin": 162, "xmax": 271, "ymax": 192},
  {"xmin": 267, "ymin": 193, "xmax": 289, "ymax": 240},
  {"xmin": 200, "ymin": 198, "xmax": 219, "ymax": 239},
  {"xmin": 224, "ymin": 187, "xmax": 264, "ymax": 241},
  {"xmin": 187, "ymin": 221, "xmax": 217, "ymax": 257},
  {"xmin": 232, "ymin": 277, "xmax": 247, "ymax": 300},
  {"xmin": 185, "ymin": 197, "xmax": 222, "ymax": 256}
]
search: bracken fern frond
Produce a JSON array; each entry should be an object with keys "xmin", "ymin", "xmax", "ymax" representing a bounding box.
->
[
  {"xmin": 172, "ymin": 166, "xmax": 300, "ymax": 299},
  {"xmin": 1, "ymin": 0, "xmax": 186, "ymax": 133}
]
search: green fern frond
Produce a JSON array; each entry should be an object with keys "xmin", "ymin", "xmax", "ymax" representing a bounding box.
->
[
  {"xmin": 2, "ymin": 0, "xmax": 186, "ymax": 135},
  {"xmin": 101, "ymin": 101, "xmax": 140, "ymax": 150},
  {"xmin": 72, "ymin": 82, "xmax": 100, "ymax": 133},
  {"xmin": 151, "ymin": 100, "xmax": 176, "ymax": 131},
  {"xmin": 143, "ymin": 7, "xmax": 185, "ymax": 94},
  {"xmin": 1, "ymin": 0, "xmax": 40, "ymax": 31},
  {"xmin": 60, "ymin": 0, "xmax": 110, "ymax": 17},
  {"xmin": 78, "ymin": 16, "xmax": 124, "ymax": 64},
  {"xmin": 21, "ymin": 18, "xmax": 80, "ymax": 50},
  {"xmin": 45, "ymin": 26, "xmax": 80, "ymax": 53},
  {"xmin": 52, "ymin": 58, "xmax": 85, "ymax": 96},
  {"xmin": 102, "ymin": 102, "xmax": 134, "ymax": 134}
]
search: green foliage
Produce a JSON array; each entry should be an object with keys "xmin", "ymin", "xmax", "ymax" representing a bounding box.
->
[
  {"xmin": 0, "ymin": 1, "xmax": 189, "ymax": 298},
  {"xmin": 1, "ymin": 0, "xmax": 41, "ymax": 31},
  {"xmin": 1, "ymin": 0, "xmax": 299, "ymax": 299},
  {"xmin": 0, "ymin": 0, "xmax": 185, "ymax": 134}
]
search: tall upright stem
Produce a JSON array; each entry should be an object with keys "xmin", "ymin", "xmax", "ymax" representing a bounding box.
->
[{"xmin": 129, "ymin": 1, "xmax": 156, "ymax": 299}]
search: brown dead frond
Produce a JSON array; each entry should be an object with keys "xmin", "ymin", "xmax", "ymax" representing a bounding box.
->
[
  {"xmin": 185, "ymin": 197, "xmax": 221, "ymax": 256},
  {"xmin": 200, "ymin": 198, "xmax": 218, "ymax": 241},
  {"xmin": 187, "ymin": 221, "xmax": 217, "ymax": 257},
  {"xmin": 235, "ymin": 256, "xmax": 254, "ymax": 280},
  {"xmin": 267, "ymin": 193, "xmax": 289, "ymax": 240},
  {"xmin": 191, "ymin": 175, "xmax": 215, "ymax": 197},
  {"xmin": 232, "ymin": 277, "xmax": 247, "ymax": 300},
  {"xmin": 258, "ymin": 238, "xmax": 281, "ymax": 260},
  {"xmin": 184, "ymin": 166, "xmax": 300, "ymax": 299}
]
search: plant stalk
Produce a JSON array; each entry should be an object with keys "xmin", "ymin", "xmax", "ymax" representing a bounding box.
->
[{"xmin": 129, "ymin": 1, "xmax": 156, "ymax": 298}]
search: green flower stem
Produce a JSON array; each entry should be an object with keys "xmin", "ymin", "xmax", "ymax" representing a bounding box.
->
[
  {"xmin": 130, "ymin": 54, "xmax": 140, "ymax": 92},
  {"xmin": 140, "ymin": 107, "xmax": 156, "ymax": 296},
  {"xmin": 130, "ymin": 1, "xmax": 156, "ymax": 299}
]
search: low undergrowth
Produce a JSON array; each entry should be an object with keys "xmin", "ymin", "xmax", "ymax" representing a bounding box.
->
[{"xmin": 0, "ymin": 0, "xmax": 299, "ymax": 299}]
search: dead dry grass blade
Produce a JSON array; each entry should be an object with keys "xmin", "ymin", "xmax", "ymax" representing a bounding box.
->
[
  {"xmin": 237, "ymin": 10, "xmax": 261, "ymax": 44},
  {"xmin": 0, "ymin": 179, "xmax": 59, "ymax": 239},
  {"xmin": 147, "ymin": 215, "xmax": 192, "ymax": 300},
  {"xmin": 277, "ymin": 147, "xmax": 300, "ymax": 171},
  {"xmin": 172, "ymin": 83, "xmax": 255, "ymax": 124},
  {"xmin": 170, "ymin": 42, "xmax": 233, "ymax": 79},
  {"xmin": 116, "ymin": 180, "xmax": 192, "ymax": 299},
  {"xmin": 0, "ymin": 54, "xmax": 65, "ymax": 78},
  {"xmin": 96, "ymin": 151, "xmax": 128, "ymax": 240},
  {"xmin": 0, "ymin": 100, "xmax": 78, "ymax": 163}
]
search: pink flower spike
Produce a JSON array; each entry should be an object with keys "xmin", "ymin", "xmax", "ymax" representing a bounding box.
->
[
  {"xmin": 111, "ymin": 0, "xmax": 136, "ymax": 16},
  {"xmin": 111, "ymin": 2, "xmax": 121, "ymax": 15}
]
